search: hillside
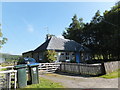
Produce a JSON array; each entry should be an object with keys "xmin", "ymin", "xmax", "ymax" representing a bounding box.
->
[{"xmin": 0, "ymin": 53, "xmax": 22, "ymax": 63}]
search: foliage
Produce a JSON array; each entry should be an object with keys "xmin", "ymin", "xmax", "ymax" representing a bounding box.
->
[
  {"xmin": 23, "ymin": 77, "xmax": 64, "ymax": 88},
  {"xmin": 63, "ymin": 14, "xmax": 85, "ymax": 43},
  {"xmin": 17, "ymin": 57, "xmax": 25, "ymax": 64},
  {"xmin": 0, "ymin": 53, "xmax": 21, "ymax": 63},
  {"xmin": 0, "ymin": 24, "xmax": 7, "ymax": 49},
  {"xmin": 0, "ymin": 68, "xmax": 7, "ymax": 71},
  {"xmin": 0, "ymin": 62, "xmax": 16, "ymax": 67},
  {"xmin": 44, "ymin": 50, "xmax": 57, "ymax": 63},
  {"xmin": 70, "ymin": 59, "xmax": 76, "ymax": 63},
  {"xmin": 99, "ymin": 69, "xmax": 120, "ymax": 79},
  {"xmin": 62, "ymin": 2, "xmax": 120, "ymax": 60}
]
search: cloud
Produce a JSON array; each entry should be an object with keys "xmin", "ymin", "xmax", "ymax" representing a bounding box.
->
[{"xmin": 22, "ymin": 18, "xmax": 34, "ymax": 33}]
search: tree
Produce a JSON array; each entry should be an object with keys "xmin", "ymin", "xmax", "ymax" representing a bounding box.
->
[
  {"xmin": 0, "ymin": 24, "xmax": 7, "ymax": 49},
  {"xmin": 44, "ymin": 50, "xmax": 57, "ymax": 63},
  {"xmin": 62, "ymin": 14, "xmax": 85, "ymax": 43},
  {"xmin": 83, "ymin": 2, "xmax": 120, "ymax": 60},
  {"xmin": 62, "ymin": 2, "xmax": 120, "ymax": 60},
  {"xmin": 102, "ymin": 1, "xmax": 120, "ymax": 59}
]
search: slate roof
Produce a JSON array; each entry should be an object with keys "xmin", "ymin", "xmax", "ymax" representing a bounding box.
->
[{"xmin": 34, "ymin": 36, "xmax": 89, "ymax": 52}]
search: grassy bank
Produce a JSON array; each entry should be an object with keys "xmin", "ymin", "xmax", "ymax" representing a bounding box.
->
[
  {"xmin": 100, "ymin": 69, "xmax": 120, "ymax": 79},
  {"xmin": 19, "ymin": 77, "xmax": 64, "ymax": 89}
]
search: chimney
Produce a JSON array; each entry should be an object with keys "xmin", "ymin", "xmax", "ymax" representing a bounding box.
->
[
  {"xmin": 46, "ymin": 34, "xmax": 55, "ymax": 41},
  {"xmin": 46, "ymin": 34, "xmax": 51, "ymax": 41}
]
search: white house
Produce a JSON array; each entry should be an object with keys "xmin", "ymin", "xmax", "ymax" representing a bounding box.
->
[{"xmin": 22, "ymin": 35, "xmax": 91, "ymax": 63}]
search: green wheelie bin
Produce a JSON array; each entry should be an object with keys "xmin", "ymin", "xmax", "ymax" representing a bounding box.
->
[
  {"xmin": 27, "ymin": 63, "xmax": 39, "ymax": 84},
  {"xmin": 14, "ymin": 64, "xmax": 27, "ymax": 88}
]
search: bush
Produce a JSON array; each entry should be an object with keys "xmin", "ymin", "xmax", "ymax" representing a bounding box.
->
[
  {"xmin": 44, "ymin": 50, "xmax": 57, "ymax": 63},
  {"xmin": 70, "ymin": 59, "xmax": 76, "ymax": 63}
]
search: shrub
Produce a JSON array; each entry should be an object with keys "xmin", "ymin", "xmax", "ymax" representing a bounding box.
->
[
  {"xmin": 70, "ymin": 59, "xmax": 76, "ymax": 63},
  {"xmin": 44, "ymin": 50, "xmax": 57, "ymax": 63}
]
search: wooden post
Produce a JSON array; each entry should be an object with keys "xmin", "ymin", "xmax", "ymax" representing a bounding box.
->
[
  {"xmin": 14, "ymin": 71, "xmax": 17, "ymax": 88},
  {"xmin": 6, "ymin": 73, "xmax": 11, "ymax": 89},
  {"xmin": 6, "ymin": 73, "xmax": 9, "ymax": 88},
  {"xmin": 101, "ymin": 63, "xmax": 106, "ymax": 75},
  {"xmin": 9, "ymin": 73, "xmax": 11, "ymax": 89}
]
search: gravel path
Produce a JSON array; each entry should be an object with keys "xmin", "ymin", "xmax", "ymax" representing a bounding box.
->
[{"xmin": 40, "ymin": 72, "xmax": 119, "ymax": 88}]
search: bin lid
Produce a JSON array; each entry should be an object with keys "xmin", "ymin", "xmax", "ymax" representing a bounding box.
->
[
  {"xmin": 27, "ymin": 63, "xmax": 39, "ymax": 67},
  {"xmin": 14, "ymin": 64, "xmax": 27, "ymax": 69}
]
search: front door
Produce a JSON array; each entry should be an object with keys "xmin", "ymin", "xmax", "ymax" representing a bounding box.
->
[{"xmin": 76, "ymin": 52, "xmax": 80, "ymax": 63}]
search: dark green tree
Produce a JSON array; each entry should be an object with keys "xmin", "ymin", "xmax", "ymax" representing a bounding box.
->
[
  {"xmin": 62, "ymin": 2, "xmax": 120, "ymax": 60},
  {"xmin": 83, "ymin": 2, "xmax": 120, "ymax": 60},
  {"xmin": 62, "ymin": 14, "xmax": 85, "ymax": 43}
]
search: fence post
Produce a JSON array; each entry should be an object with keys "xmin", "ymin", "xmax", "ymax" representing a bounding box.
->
[
  {"xmin": 101, "ymin": 63, "xmax": 106, "ymax": 75},
  {"xmin": 6, "ymin": 73, "xmax": 9, "ymax": 88},
  {"xmin": 77, "ymin": 63, "xmax": 80, "ymax": 74},
  {"xmin": 6, "ymin": 73, "xmax": 11, "ymax": 88},
  {"xmin": 14, "ymin": 71, "xmax": 17, "ymax": 88}
]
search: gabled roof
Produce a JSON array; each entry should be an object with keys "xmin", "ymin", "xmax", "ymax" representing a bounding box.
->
[
  {"xmin": 22, "ymin": 50, "xmax": 33, "ymax": 55},
  {"xmin": 34, "ymin": 36, "xmax": 89, "ymax": 52}
]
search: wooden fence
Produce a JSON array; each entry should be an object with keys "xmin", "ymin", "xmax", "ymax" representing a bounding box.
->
[
  {"xmin": 60, "ymin": 63, "xmax": 104, "ymax": 76},
  {"xmin": 104, "ymin": 61, "xmax": 119, "ymax": 74},
  {"xmin": 0, "ymin": 63, "xmax": 61, "ymax": 89},
  {"xmin": 59, "ymin": 61, "xmax": 120, "ymax": 76},
  {"xmin": 0, "ymin": 70, "xmax": 17, "ymax": 89},
  {"xmin": 0, "ymin": 66, "xmax": 14, "ymax": 70},
  {"xmin": 0, "ymin": 61, "xmax": 118, "ymax": 89},
  {"xmin": 38, "ymin": 63, "xmax": 61, "ymax": 73}
]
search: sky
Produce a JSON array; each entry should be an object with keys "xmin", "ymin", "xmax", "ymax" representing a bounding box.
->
[{"xmin": 1, "ymin": 1, "xmax": 116, "ymax": 55}]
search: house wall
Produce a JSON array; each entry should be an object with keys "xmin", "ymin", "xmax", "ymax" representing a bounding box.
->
[
  {"xmin": 22, "ymin": 52, "xmax": 33, "ymax": 58},
  {"xmin": 38, "ymin": 52, "xmax": 44, "ymax": 61},
  {"xmin": 33, "ymin": 52, "xmax": 39, "ymax": 62},
  {"xmin": 23, "ymin": 51, "xmax": 90, "ymax": 63},
  {"xmin": 80, "ymin": 52, "xmax": 91, "ymax": 62},
  {"xmin": 57, "ymin": 52, "xmax": 75, "ymax": 62},
  {"xmin": 33, "ymin": 51, "xmax": 76, "ymax": 62}
]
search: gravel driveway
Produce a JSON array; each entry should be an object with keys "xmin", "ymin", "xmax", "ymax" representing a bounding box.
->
[{"xmin": 40, "ymin": 72, "xmax": 119, "ymax": 88}]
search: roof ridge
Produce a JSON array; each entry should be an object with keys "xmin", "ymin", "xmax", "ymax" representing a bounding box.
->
[
  {"xmin": 34, "ymin": 38, "xmax": 51, "ymax": 52},
  {"xmin": 46, "ymin": 36, "xmax": 53, "ymax": 50}
]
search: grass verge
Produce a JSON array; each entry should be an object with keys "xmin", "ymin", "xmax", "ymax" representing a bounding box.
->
[
  {"xmin": 99, "ymin": 69, "xmax": 120, "ymax": 79},
  {"xmin": 19, "ymin": 77, "xmax": 64, "ymax": 89}
]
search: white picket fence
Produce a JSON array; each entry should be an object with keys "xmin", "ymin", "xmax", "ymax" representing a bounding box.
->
[
  {"xmin": 0, "ymin": 63, "xmax": 61, "ymax": 89},
  {"xmin": 0, "ymin": 66, "xmax": 14, "ymax": 70},
  {"xmin": 0, "ymin": 67, "xmax": 17, "ymax": 89}
]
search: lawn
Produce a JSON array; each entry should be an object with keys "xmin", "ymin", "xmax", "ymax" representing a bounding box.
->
[
  {"xmin": 100, "ymin": 69, "xmax": 120, "ymax": 79},
  {"xmin": 19, "ymin": 77, "xmax": 64, "ymax": 89}
]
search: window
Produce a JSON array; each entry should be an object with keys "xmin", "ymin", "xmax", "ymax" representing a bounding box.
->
[
  {"xmin": 66, "ymin": 57, "xmax": 69, "ymax": 60},
  {"xmin": 72, "ymin": 53, "xmax": 75, "ymax": 55},
  {"xmin": 66, "ymin": 52, "xmax": 69, "ymax": 55},
  {"xmin": 61, "ymin": 53, "xmax": 64, "ymax": 55}
]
